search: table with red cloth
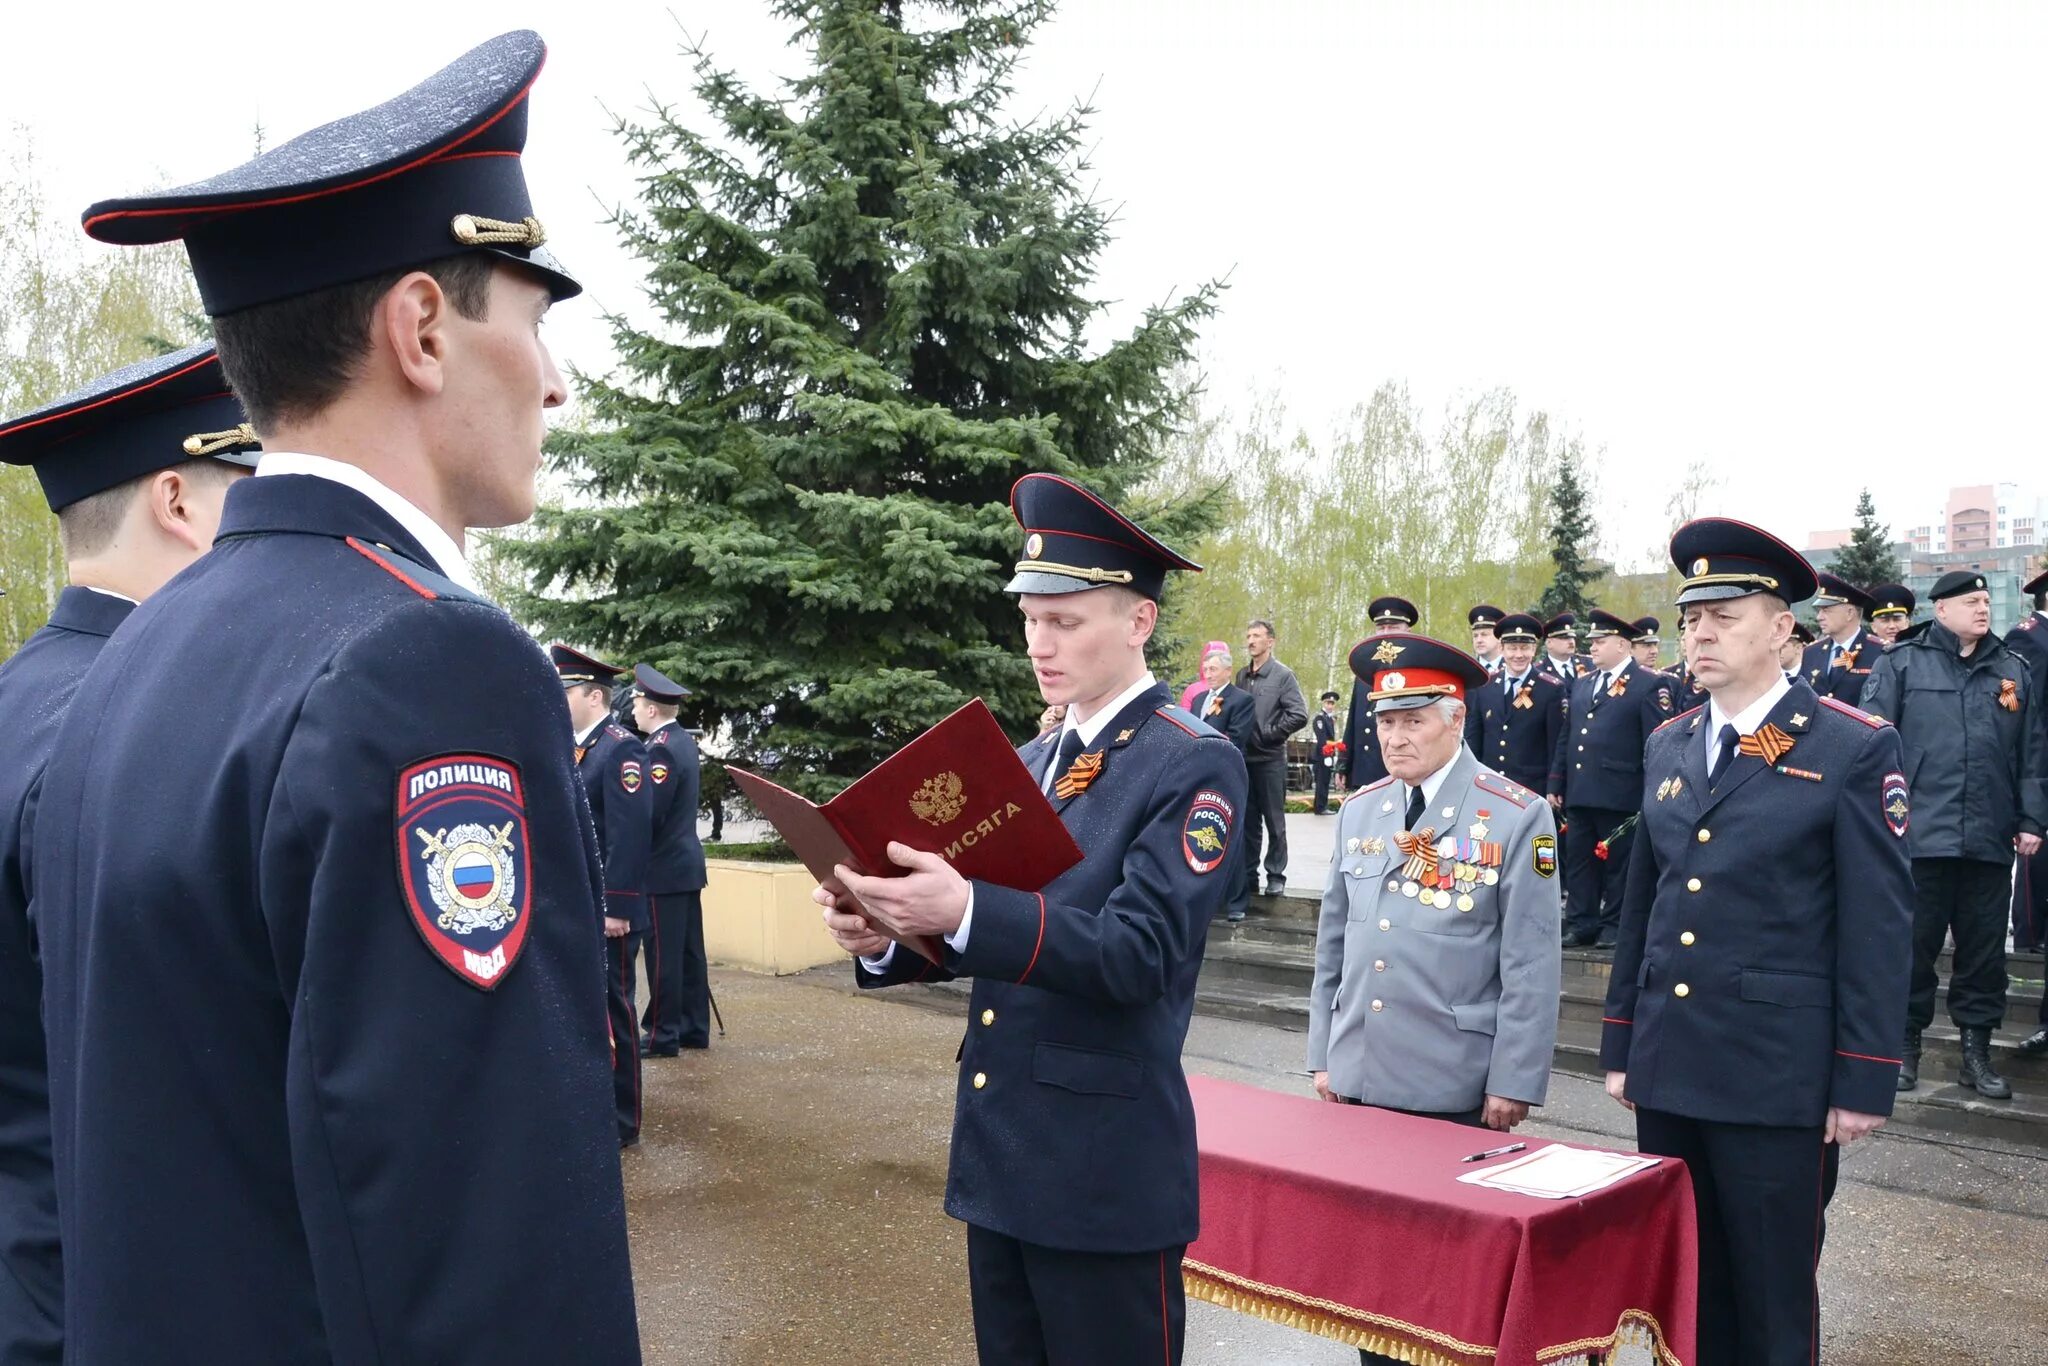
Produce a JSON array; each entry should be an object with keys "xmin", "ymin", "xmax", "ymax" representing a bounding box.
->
[{"xmin": 1184, "ymin": 1076, "xmax": 1697, "ymax": 1365}]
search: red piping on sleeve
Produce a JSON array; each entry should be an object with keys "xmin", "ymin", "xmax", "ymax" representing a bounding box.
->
[
  {"xmin": 1835, "ymin": 1048, "xmax": 1901, "ymax": 1065},
  {"xmin": 1015, "ymin": 893, "xmax": 1048, "ymax": 986},
  {"xmin": 346, "ymin": 537, "xmax": 437, "ymax": 599}
]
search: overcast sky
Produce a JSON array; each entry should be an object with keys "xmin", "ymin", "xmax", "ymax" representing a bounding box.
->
[{"xmin": 7, "ymin": 1, "xmax": 2043, "ymax": 567}]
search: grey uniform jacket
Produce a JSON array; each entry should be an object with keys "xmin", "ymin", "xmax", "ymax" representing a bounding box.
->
[{"xmin": 1307, "ymin": 747, "xmax": 1562, "ymax": 1112}]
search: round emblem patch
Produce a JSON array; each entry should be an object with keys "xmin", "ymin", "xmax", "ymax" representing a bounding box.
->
[
  {"xmin": 396, "ymin": 754, "xmax": 532, "ymax": 989},
  {"xmin": 1183, "ymin": 789, "xmax": 1235, "ymax": 874},
  {"xmin": 1691, "ymin": 557, "xmax": 1709, "ymax": 576},
  {"xmin": 1025, "ymin": 532, "xmax": 1044, "ymax": 559}
]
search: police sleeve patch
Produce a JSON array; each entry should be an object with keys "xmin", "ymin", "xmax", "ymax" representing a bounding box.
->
[
  {"xmin": 396, "ymin": 754, "xmax": 532, "ymax": 989},
  {"xmin": 1183, "ymin": 789, "xmax": 1235, "ymax": 874},
  {"xmin": 650, "ymin": 761, "xmax": 670, "ymax": 786},
  {"xmin": 1532, "ymin": 833, "xmax": 1558, "ymax": 878},
  {"xmin": 620, "ymin": 759, "xmax": 643, "ymax": 795},
  {"xmin": 1882, "ymin": 771, "xmax": 1909, "ymax": 838}
]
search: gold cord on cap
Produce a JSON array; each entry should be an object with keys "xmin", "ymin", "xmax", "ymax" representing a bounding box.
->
[
  {"xmin": 182, "ymin": 422, "xmax": 257, "ymax": 456},
  {"xmin": 1012, "ymin": 559, "xmax": 1135, "ymax": 585},
  {"xmin": 450, "ymin": 214, "xmax": 547, "ymax": 248}
]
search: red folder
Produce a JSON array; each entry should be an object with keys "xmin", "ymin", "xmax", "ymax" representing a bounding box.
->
[{"xmin": 728, "ymin": 699, "xmax": 1083, "ymax": 963}]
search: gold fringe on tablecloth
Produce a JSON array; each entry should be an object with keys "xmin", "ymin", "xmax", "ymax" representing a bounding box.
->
[{"xmin": 1184, "ymin": 1259, "xmax": 1686, "ymax": 1366}]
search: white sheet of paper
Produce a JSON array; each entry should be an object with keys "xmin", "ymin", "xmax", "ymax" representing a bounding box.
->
[{"xmin": 1456, "ymin": 1143, "xmax": 1661, "ymax": 1200}]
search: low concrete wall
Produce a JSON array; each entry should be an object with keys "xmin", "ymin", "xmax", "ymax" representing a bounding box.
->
[{"xmin": 702, "ymin": 860, "xmax": 842, "ymax": 975}]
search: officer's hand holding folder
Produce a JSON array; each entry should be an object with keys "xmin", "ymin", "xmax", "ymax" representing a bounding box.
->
[{"xmin": 728, "ymin": 700, "xmax": 1083, "ymax": 962}]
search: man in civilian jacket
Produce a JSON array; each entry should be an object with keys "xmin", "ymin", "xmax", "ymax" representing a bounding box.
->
[{"xmin": 1237, "ymin": 620, "xmax": 1309, "ymax": 897}]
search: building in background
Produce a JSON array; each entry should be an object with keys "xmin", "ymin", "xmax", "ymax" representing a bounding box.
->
[{"xmin": 1902, "ymin": 483, "xmax": 2047, "ymax": 555}]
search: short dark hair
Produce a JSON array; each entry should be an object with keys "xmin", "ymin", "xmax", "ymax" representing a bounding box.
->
[
  {"xmin": 212, "ymin": 254, "xmax": 495, "ymax": 429},
  {"xmin": 57, "ymin": 457, "xmax": 242, "ymax": 560},
  {"xmin": 1247, "ymin": 618, "xmax": 1276, "ymax": 637}
]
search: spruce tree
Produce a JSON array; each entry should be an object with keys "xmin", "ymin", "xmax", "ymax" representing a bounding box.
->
[
  {"xmin": 1831, "ymin": 488, "xmax": 1902, "ymax": 589},
  {"xmin": 1538, "ymin": 453, "xmax": 1599, "ymax": 617},
  {"xmin": 505, "ymin": 0, "xmax": 1220, "ymax": 796}
]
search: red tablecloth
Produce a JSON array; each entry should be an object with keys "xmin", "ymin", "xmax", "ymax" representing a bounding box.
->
[{"xmin": 1185, "ymin": 1076, "xmax": 1696, "ymax": 1365}]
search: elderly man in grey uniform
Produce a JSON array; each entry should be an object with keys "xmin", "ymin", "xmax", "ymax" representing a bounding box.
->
[{"xmin": 1308, "ymin": 633, "xmax": 1561, "ymax": 1366}]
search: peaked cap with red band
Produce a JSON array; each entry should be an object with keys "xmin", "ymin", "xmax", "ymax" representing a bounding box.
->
[
  {"xmin": 1348, "ymin": 632, "xmax": 1491, "ymax": 714},
  {"xmin": 549, "ymin": 644, "xmax": 622, "ymax": 685},
  {"xmin": 1006, "ymin": 473, "xmax": 1201, "ymax": 601},
  {"xmin": 0, "ymin": 342, "xmax": 258, "ymax": 511},
  {"xmin": 81, "ymin": 30, "xmax": 578, "ymax": 316}
]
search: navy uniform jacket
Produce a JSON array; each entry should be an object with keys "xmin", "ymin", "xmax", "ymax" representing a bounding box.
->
[
  {"xmin": 1188, "ymin": 684, "xmax": 1255, "ymax": 753},
  {"xmin": 642, "ymin": 721, "xmax": 707, "ymax": 895},
  {"xmin": 1668, "ymin": 665, "xmax": 1707, "ymax": 714},
  {"xmin": 1601, "ymin": 686, "xmax": 1913, "ymax": 1126},
  {"xmin": 859, "ymin": 683, "xmax": 1247, "ymax": 1252},
  {"xmin": 1551, "ymin": 659, "xmax": 1675, "ymax": 811},
  {"xmin": 1799, "ymin": 627, "xmax": 1878, "ymax": 707},
  {"xmin": 1342, "ymin": 678, "xmax": 1389, "ymax": 786},
  {"xmin": 0, "ymin": 588, "xmax": 134, "ymax": 1364},
  {"xmin": 578, "ymin": 721, "xmax": 653, "ymax": 928},
  {"xmin": 1537, "ymin": 652, "xmax": 1592, "ymax": 686},
  {"xmin": 1463, "ymin": 669, "xmax": 1567, "ymax": 796},
  {"xmin": 29, "ymin": 476, "xmax": 638, "ymax": 1365}
]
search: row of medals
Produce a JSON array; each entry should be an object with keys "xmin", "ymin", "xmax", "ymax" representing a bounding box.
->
[{"xmin": 1393, "ymin": 836, "xmax": 1502, "ymax": 912}]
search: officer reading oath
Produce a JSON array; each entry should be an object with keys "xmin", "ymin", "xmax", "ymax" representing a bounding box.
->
[{"xmin": 816, "ymin": 473, "xmax": 1247, "ymax": 1365}]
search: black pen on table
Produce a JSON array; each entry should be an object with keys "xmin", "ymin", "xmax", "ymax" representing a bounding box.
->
[{"xmin": 1460, "ymin": 1141, "xmax": 1526, "ymax": 1163}]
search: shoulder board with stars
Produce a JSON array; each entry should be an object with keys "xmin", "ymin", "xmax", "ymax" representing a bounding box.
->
[
  {"xmin": 1653, "ymin": 705, "xmax": 1702, "ymax": 735},
  {"xmin": 1472, "ymin": 772, "xmax": 1533, "ymax": 809},
  {"xmin": 1817, "ymin": 696, "xmax": 1886, "ymax": 729}
]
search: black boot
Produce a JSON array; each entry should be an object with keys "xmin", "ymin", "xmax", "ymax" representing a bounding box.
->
[
  {"xmin": 2021, "ymin": 1028, "xmax": 2048, "ymax": 1056},
  {"xmin": 1896, "ymin": 1032, "xmax": 1920, "ymax": 1091},
  {"xmin": 1958, "ymin": 1027, "xmax": 2013, "ymax": 1100}
]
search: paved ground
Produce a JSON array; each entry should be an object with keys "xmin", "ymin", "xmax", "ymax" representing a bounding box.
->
[{"xmin": 623, "ymin": 966, "xmax": 2047, "ymax": 1364}]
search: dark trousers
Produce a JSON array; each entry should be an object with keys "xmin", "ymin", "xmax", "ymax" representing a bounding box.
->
[
  {"xmin": 1562, "ymin": 805, "xmax": 1634, "ymax": 938},
  {"xmin": 640, "ymin": 891, "xmax": 709, "ymax": 1052},
  {"xmin": 2013, "ymin": 849, "xmax": 2045, "ymax": 952},
  {"xmin": 1636, "ymin": 1108, "xmax": 1838, "ymax": 1366},
  {"xmin": 604, "ymin": 931, "xmax": 642, "ymax": 1144},
  {"xmin": 1907, "ymin": 857, "xmax": 2010, "ymax": 1032},
  {"xmin": 1241, "ymin": 757, "xmax": 1288, "ymax": 891},
  {"xmin": 1313, "ymin": 757, "xmax": 1335, "ymax": 814},
  {"xmin": 965, "ymin": 1223, "xmax": 1185, "ymax": 1365}
]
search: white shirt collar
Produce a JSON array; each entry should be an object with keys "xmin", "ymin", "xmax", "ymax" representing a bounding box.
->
[
  {"xmin": 1066, "ymin": 671, "xmax": 1159, "ymax": 748},
  {"xmin": 1707, "ymin": 671, "xmax": 1793, "ymax": 742},
  {"xmin": 256, "ymin": 452, "xmax": 481, "ymax": 594},
  {"xmin": 81, "ymin": 586, "xmax": 138, "ymax": 605},
  {"xmin": 574, "ymin": 718, "xmax": 606, "ymax": 748},
  {"xmin": 1404, "ymin": 750, "xmax": 1462, "ymax": 811}
]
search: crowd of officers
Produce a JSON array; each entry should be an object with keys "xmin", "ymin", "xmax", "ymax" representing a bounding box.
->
[{"xmin": 1327, "ymin": 576, "xmax": 2048, "ymax": 1096}]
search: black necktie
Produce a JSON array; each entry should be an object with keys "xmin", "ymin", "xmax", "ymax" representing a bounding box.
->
[
  {"xmin": 1708, "ymin": 723, "xmax": 1739, "ymax": 787},
  {"xmin": 1404, "ymin": 786, "xmax": 1425, "ymax": 831},
  {"xmin": 1053, "ymin": 727, "xmax": 1085, "ymax": 786}
]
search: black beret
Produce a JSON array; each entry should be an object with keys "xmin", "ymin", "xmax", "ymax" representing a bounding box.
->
[{"xmin": 1930, "ymin": 570, "xmax": 1989, "ymax": 601}]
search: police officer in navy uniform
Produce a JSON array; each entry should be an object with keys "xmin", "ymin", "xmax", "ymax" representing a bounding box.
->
[
  {"xmin": 1468, "ymin": 602, "xmax": 1507, "ymax": 678},
  {"xmin": 30, "ymin": 34, "xmax": 639, "ymax": 1362},
  {"xmin": 1311, "ymin": 689, "xmax": 1342, "ymax": 813},
  {"xmin": 1462, "ymin": 612, "xmax": 1566, "ymax": 800},
  {"xmin": 1343, "ymin": 596, "xmax": 1418, "ymax": 788},
  {"xmin": 1603, "ymin": 519, "xmax": 1912, "ymax": 1365},
  {"xmin": 1800, "ymin": 573, "xmax": 1878, "ymax": 706},
  {"xmin": 1552, "ymin": 610, "xmax": 1673, "ymax": 947},
  {"xmin": 0, "ymin": 347, "xmax": 258, "ymax": 1365},
  {"xmin": 556, "ymin": 646, "xmax": 654, "ymax": 1142},
  {"xmin": 1868, "ymin": 582, "xmax": 1915, "ymax": 647},
  {"xmin": 1861, "ymin": 570, "xmax": 2045, "ymax": 1099},
  {"xmin": 1537, "ymin": 611, "xmax": 1590, "ymax": 683},
  {"xmin": 1632, "ymin": 616, "xmax": 1664, "ymax": 671},
  {"xmin": 632, "ymin": 663, "xmax": 712, "ymax": 1054},
  {"xmin": 817, "ymin": 473, "xmax": 1247, "ymax": 1365}
]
